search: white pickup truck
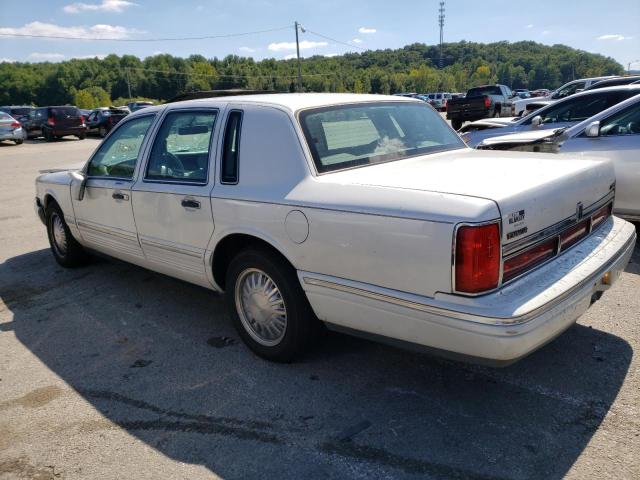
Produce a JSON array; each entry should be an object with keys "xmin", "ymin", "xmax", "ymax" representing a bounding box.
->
[{"xmin": 35, "ymin": 93, "xmax": 636, "ymax": 365}]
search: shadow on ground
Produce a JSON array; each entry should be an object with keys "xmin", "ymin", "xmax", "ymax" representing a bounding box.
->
[{"xmin": 0, "ymin": 245, "xmax": 635, "ymax": 479}]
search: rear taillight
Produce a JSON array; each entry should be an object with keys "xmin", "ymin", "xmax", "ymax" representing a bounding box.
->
[
  {"xmin": 591, "ymin": 203, "xmax": 612, "ymax": 229},
  {"xmin": 503, "ymin": 237, "xmax": 557, "ymax": 283},
  {"xmin": 80, "ymin": 115, "xmax": 85, "ymax": 124},
  {"xmin": 47, "ymin": 117, "xmax": 55, "ymax": 126},
  {"xmin": 484, "ymin": 96, "xmax": 491, "ymax": 108},
  {"xmin": 10, "ymin": 121, "xmax": 21, "ymax": 129},
  {"xmin": 455, "ymin": 223, "xmax": 500, "ymax": 294},
  {"xmin": 560, "ymin": 219, "xmax": 590, "ymax": 251}
]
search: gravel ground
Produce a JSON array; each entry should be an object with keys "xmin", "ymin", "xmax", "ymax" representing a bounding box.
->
[{"xmin": 0, "ymin": 138, "xmax": 638, "ymax": 480}]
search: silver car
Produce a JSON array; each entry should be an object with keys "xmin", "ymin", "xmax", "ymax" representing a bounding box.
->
[
  {"xmin": 0, "ymin": 112, "xmax": 25, "ymax": 145},
  {"xmin": 462, "ymin": 85, "xmax": 640, "ymax": 147},
  {"xmin": 477, "ymin": 94, "xmax": 640, "ymax": 222}
]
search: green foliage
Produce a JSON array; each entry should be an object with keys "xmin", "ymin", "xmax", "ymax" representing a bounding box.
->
[
  {"xmin": 0, "ymin": 40, "xmax": 623, "ymax": 105},
  {"xmin": 72, "ymin": 86, "xmax": 112, "ymax": 109}
]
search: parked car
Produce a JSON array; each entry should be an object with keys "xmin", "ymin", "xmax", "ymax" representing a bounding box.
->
[
  {"xmin": 462, "ymin": 85, "xmax": 640, "ymax": 147},
  {"xmin": 584, "ymin": 75, "xmax": 640, "ymax": 90},
  {"xmin": 0, "ymin": 105, "xmax": 34, "ymax": 122},
  {"xmin": 0, "ymin": 112, "xmax": 26, "ymax": 145},
  {"xmin": 477, "ymin": 93, "xmax": 640, "ymax": 221},
  {"xmin": 446, "ymin": 85, "xmax": 518, "ymax": 130},
  {"xmin": 425, "ymin": 92, "xmax": 452, "ymax": 111},
  {"xmin": 530, "ymin": 89, "xmax": 551, "ymax": 98},
  {"xmin": 33, "ymin": 93, "xmax": 636, "ymax": 365},
  {"xmin": 85, "ymin": 107, "xmax": 129, "ymax": 137},
  {"xmin": 512, "ymin": 76, "xmax": 617, "ymax": 115},
  {"xmin": 127, "ymin": 101, "xmax": 154, "ymax": 112},
  {"xmin": 25, "ymin": 106, "xmax": 86, "ymax": 141},
  {"xmin": 513, "ymin": 89, "xmax": 531, "ymax": 99}
]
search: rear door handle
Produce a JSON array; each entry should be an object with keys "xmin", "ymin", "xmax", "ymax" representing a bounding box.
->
[
  {"xmin": 112, "ymin": 192, "xmax": 129, "ymax": 201},
  {"xmin": 181, "ymin": 198, "xmax": 201, "ymax": 209}
]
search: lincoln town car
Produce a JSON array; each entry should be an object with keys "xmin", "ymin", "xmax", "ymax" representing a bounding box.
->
[{"xmin": 34, "ymin": 93, "xmax": 636, "ymax": 364}]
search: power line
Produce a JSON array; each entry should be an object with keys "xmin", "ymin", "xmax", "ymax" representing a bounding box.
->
[
  {"xmin": 0, "ymin": 25, "xmax": 291, "ymax": 42},
  {"xmin": 303, "ymin": 28, "xmax": 366, "ymax": 51}
]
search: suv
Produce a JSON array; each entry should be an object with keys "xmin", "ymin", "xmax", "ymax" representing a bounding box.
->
[{"xmin": 26, "ymin": 106, "xmax": 86, "ymax": 141}]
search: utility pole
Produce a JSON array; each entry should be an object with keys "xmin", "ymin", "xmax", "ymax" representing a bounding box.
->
[
  {"xmin": 628, "ymin": 60, "xmax": 639, "ymax": 75},
  {"xmin": 438, "ymin": 1, "xmax": 445, "ymax": 69},
  {"xmin": 125, "ymin": 67, "xmax": 132, "ymax": 100},
  {"xmin": 294, "ymin": 21, "xmax": 303, "ymax": 92}
]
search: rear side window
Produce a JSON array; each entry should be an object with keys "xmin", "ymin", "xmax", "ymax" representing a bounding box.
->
[{"xmin": 220, "ymin": 110, "xmax": 243, "ymax": 184}]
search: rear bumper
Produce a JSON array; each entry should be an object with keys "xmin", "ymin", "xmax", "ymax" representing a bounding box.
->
[
  {"xmin": 35, "ymin": 197, "xmax": 46, "ymax": 225},
  {"xmin": 0, "ymin": 128, "xmax": 24, "ymax": 141},
  {"xmin": 49, "ymin": 127, "xmax": 85, "ymax": 136},
  {"xmin": 446, "ymin": 110, "xmax": 490, "ymax": 121},
  {"xmin": 300, "ymin": 216, "xmax": 636, "ymax": 365}
]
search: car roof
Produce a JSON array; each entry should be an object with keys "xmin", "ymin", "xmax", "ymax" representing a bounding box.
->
[{"xmin": 128, "ymin": 93, "xmax": 419, "ymax": 118}]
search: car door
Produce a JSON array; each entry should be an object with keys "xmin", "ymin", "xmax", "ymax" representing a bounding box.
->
[
  {"xmin": 85, "ymin": 111, "xmax": 98, "ymax": 133},
  {"xmin": 30, "ymin": 108, "xmax": 46, "ymax": 137},
  {"xmin": 560, "ymin": 101, "xmax": 640, "ymax": 218},
  {"xmin": 72, "ymin": 114, "xmax": 156, "ymax": 262},
  {"xmin": 131, "ymin": 107, "xmax": 219, "ymax": 287}
]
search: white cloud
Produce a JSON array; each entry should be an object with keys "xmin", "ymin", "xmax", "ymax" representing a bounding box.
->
[
  {"xmin": 63, "ymin": 0, "xmax": 137, "ymax": 14},
  {"xmin": 358, "ymin": 27, "xmax": 376, "ymax": 34},
  {"xmin": 597, "ymin": 34, "xmax": 630, "ymax": 41},
  {"xmin": 268, "ymin": 40, "xmax": 328, "ymax": 51},
  {"xmin": 541, "ymin": 30, "xmax": 551, "ymax": 36},
  {"xmin": 323, "ymin": 53, "xmax": 339, "ymax": 57},
  {"xmin": 239, "ymin": 46, "xmax": 256, "ymax": 53},
  {"xmin": 526, "ymin": 24, "xmax": 534, "ymax": 29},
  {"xmin": 0, "ymin": 21, "xmax": 139, "ymax": 39},
  {"xmin": 283, "ymin": 54, "xmax": 297, "ymax": 60},
  {"xmin": 352, "ymin": 38, "xmax": 362, "ymax": 44},
  {"xmin": 0, "ymin": 58, "xmax": 16, "ymax": 63},
  {"xmin": 28, "ymin": 52, "xmax": 66, "ymax": 61},
  {"xmin": 73, "ymin": 53, "xmax": 107, "ymax": 59}
]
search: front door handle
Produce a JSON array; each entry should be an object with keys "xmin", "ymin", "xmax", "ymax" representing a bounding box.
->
[
  {"xmin": 112, "ymin": 192, "xmax": 129, "ymax": 201},
  {"xmin": 181, "ymin": 198, "xmax": 201, "ymax": 209}
]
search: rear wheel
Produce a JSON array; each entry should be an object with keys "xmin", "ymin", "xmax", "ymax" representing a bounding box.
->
[
  {"xmin": 77, "ymin": 133, "xmax": 86, "ymax": 140},
  {"xmin": 451, "ymin": 119, "xmax": 463, "ymax": 130},
  {"xmin": 14, "ymin": 139, "xmax": 23, "ymax": 145},
  {"xmin": 492, "ymin": 109, "xmax": 501, "ymax": 118},
  {"xmin": 225, "ymin": 248, "xmax": 319, "ymax": 362},
  {"xmin": 44, "ymin": 129, "xmax": 54, "ymax": 142},
  {"xmin": 45, "ymin": 203, "xmax": 88, "ymax": 268},
  {"xmin": 99, "ymin": 126, "xmax": 107, "ymax": 138}
]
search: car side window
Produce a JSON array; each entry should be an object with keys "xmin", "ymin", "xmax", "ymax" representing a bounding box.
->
[
  {"xmin": 87, "ymin": 115, "xmax": 155, "ymax": 179},
  {"xmin": 145, "ymin": 110, "xmax": 217, "ymax": 183},
  {"xmin": 220, "ymin": 110, "xmax": 243, "ymax": 184},
  {"xmin": 599, "ymin": 103, "xmax": 640, "ymax": 136}
]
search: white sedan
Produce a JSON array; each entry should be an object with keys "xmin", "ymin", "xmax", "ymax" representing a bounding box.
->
[{"xmin": 34, "ymin": 93, "xmax": 636, "ymax": 365}]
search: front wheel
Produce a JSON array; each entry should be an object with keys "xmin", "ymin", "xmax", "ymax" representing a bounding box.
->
[
  {"xmin": 45, "ymin": 203, "xmax": 88, "ymax": 268},
  {"xmin": 451, "ymin": 119, "xmax": 463, "ymax": 130},
  {"xmin": 225, "ymin": 248, "xmax": 319, "ymax": 362},
  {"xmin": 14, "ymin": 139, "xmax": 23, "ymax": 145}
]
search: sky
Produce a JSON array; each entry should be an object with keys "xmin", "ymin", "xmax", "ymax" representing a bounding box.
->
[{"xmin": 0, "ymin": 0, "xmax": 639, "ymax": 69}]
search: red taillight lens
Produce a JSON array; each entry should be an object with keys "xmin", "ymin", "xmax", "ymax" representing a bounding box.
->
[
  {"xmin": 591, "ymin": 203, "xmax": 612, "ymax": 229},
  {"xmin": 484, "ymin": 96, "xmax": 491, "ymax": 108},
  {"xmin": 560, "ymin": 219, "xmax": 590, "ymax": 251},
  {"xmin": 10, "ymin": 121, "xmax": 21, "ymax": 129},
  {"xmin": 47, "ymin": 116, "xmax": 55, "ymax": 126},
  {"xmin": 503, "ymin": 237, "xmax": 557, "ymax": 283},
  {"xmin": 81, "ymin": 115, "xmax": 85, "ymax": 123},
  {"xmin": 455, "ymin": 223, "xmax": 500, "ymax": 294}
]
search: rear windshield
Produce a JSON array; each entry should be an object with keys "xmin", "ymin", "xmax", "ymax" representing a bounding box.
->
[
  {"xmin": 51, "ymin": 107, "xmax": 80, "ymax": 118},
  {"xmin": 467, "ymin": 86, "xmax": 501, "ymax": 97},
  {"xmin": 0, "ymin": 112, "xmax": 13, "ymax": 121},
  {"xmin": 299, "ymin": 101, "xmax": 465, "ymax": 173},
  {"xmin": 11, "ymin": 108, "xmax": 32, "ymax": 116}
]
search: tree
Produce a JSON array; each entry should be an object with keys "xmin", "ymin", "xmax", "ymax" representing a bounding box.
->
[{"xmin": 72, "ymin": 86, "xmax": 111, "ymax": 108}]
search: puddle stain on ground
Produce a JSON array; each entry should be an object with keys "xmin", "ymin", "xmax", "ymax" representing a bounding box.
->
[
  {"xmin": 0, "ymin": 456, "xmax": 62, "ymax": 479},
  {"xmin": 0, "ymin": 386, "xmax": 64, "ymax": 411}
]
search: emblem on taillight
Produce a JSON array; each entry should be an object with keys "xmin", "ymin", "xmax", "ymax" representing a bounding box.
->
[{"xmin": 576, "ymin": 202, "xmax": 584, "ymax": 220}]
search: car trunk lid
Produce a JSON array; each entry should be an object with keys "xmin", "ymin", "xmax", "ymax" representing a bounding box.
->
[{"xmin": 51, "ymin": 107, "xmax": 83, "ymax": 127}]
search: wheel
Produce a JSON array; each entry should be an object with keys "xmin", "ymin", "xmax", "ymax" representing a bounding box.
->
[
  {"xmin": 492, "ymin": 109, "xmax": 501, "ymax": 118},
  {"xmin": 225, "ymin": 248, "xmax": 319, "ymax": 362},
  {"xmin": 15, "ymin": 139, "xmax": 23, "ymax": 145},
  {"xmin": 99, "ymin": 126, "xmax": 107, "ymax": 138},
  {"xmin": 45, "ymin": 203, "xmax": 88, "ymax": 268},
  {"xmin": 44, "ymin": 129, "xmax": 54, "ymax": 142},
  {"xmin": 77, "ymin": 133, "xmax": 86, "ymax": 140},
  {"xmin": 451, "ymin": 119, "xmax": 463, "ymax": 130}
]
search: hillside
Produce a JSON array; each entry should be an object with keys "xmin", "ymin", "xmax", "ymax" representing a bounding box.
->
[{"xmin": 0, "ymin": 40, "xmax": 623, "ymax": 107}]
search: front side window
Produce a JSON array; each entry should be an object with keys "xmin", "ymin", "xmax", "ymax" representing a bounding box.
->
[
  {"xmin": 553, "ymin": 81, "xmax": 586, "ymax": 99},
  {"xmin": 299, "ymin": 102, "xmax": 465, "ymax": 173},
  {"xmin": 523, "ymin": 92, "xmax": 636, "ymax": 125},
  {"xmin": 146, "ymin": 110, "xmax": 217, "ymax": 183},
  {"xmin": 87, "ymin": 115, "xmax": 155, "ymax": 179},
  {"xmin": 599, "ymin": 102, "xmax": 640, "ymax": 136}
]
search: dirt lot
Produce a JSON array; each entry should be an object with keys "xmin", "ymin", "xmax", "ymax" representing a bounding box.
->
[{"xmin": 1, "ymin": 138, "xmax": 639, "ymax": 480}]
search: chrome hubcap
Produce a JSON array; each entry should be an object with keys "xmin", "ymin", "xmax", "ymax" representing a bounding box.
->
[
  {"xmin": 51, "ymin": 214, "xmax": 67, "ymax": 255},
  {"xmin": 235, "ymin": 268, "xmax": 287, "ymax": 346}
]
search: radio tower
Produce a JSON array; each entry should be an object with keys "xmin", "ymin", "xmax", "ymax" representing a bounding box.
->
[{"xmin": 438, "ymin": 1, "xmax": 445, "ymax": 68}]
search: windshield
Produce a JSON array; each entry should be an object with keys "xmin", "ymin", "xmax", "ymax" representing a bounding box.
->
[
  {"xmin": 299, "ymin": 101, "xmax": 465, "ymax": 173},
  {"xmin": 51, "ymin": 107, "xmax": 80, "ymax": 118},
  {"xmin": 467, "ymin": 86, "xmax": 501, "ymax": 97}
]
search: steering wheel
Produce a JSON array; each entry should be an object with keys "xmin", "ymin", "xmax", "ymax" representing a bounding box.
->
[{"xmin": 160, "ymin": 151, "xmax": 184, "ymax": 177}]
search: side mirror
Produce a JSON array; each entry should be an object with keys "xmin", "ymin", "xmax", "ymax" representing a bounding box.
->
[
  {"xmin": 585, "ymin": 120, "xmax": 600, "ymax": 138},
  {"xmin": 531, "ymin": 115, "xmax": 543, "ymax": 127},
  {"xmin": 69, "ymin": 170, "xmax": 87, "ymax": 201}
]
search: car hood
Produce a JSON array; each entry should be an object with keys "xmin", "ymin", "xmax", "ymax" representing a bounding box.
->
[{"xmin": 476, "ymin": 128, "xmax": 565, "ymax": 147}]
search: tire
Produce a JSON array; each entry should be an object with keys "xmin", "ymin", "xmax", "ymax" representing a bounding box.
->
[
  {"xmin": 15, "ymin": 139, "xmax": 23, "ymax": 145},
  {"xmin": 451, "ymin": 119, "xmax": 463, "ymax": 131},
  {"xmin": 45, "ymin": 203, "xmax": 88, "ymax": 268},
  {"xmin": 492, "ymin": 108, "xmax": 501, "ymax": 118},
  {"xmin": 99, "ymin": 126, "xmax": 107, "ymax": 138},
  {"xmin": 77, "ymin": 133, "xmax": 86, "ymax": 140},
  {"xmin": 225, "ymin": 248, "xmax": 319, "ymax": 362},
  {"xmin": 44, "ymin": 129, "xmax": 54, "ymax": 142}
]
